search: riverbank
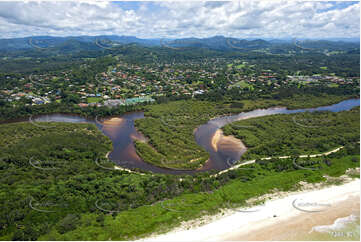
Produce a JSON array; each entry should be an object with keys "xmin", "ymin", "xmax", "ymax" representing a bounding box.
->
[
  {"xmin": 141, "ymin": 179, "xmax": 360, "ymax": 241},
  {"xmin": 1, "ymin": 98, "xmax": 358, "ymax": 175}
]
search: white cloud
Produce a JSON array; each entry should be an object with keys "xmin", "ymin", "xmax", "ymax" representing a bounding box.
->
[{"xmin": 0, "ymin": 1, "xmax": 358, "ymax": 39}]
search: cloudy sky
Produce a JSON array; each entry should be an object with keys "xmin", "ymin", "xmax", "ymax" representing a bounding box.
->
[{"xmin": 0, "ymin": 0, "xmax": 359, "ymax": 39}]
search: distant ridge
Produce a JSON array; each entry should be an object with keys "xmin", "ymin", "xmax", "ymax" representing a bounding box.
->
[{"xmin": 0, "ymin": 35, "xmax": 358, "ymax": 51}]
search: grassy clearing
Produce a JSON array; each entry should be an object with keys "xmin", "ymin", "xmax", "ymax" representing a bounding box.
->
[
  {"xmin": 235, "ymin": 64, "xmax": 246, "ymax": 69},
  {"xmin": 87, "ymin": 97, "xmax": 102, "ymax": 103},
  {"xmin": 328, "ymin": 83, "xmax": 339, "ymax": 88},
  {"xmin": 230, "ymin": 80, "xmax": 253, "ymax": 90}
]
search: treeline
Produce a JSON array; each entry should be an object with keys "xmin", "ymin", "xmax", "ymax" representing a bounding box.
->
[
  {"xmin": 194, "ymin": 83, "xmax": 359, "ymax": 103},
  {"xmin": 0, "ymin": 101, "xmax": 147, "ymax": 122}
]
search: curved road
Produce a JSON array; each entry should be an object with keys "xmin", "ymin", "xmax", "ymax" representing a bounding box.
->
[{"xmin": 215, "ymin": 146, "xmax": 345, "ymax": 176}]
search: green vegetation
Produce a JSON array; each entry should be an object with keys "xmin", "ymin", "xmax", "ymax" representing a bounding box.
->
[
  {"xmin": 0, "ymin": 121, "xmax": 222, "ymax": 240},
  {"xmin": 135, "ymin": 94, "xmax": 357, "ymax": 169},
  {"xmin": 87, "ymin": 97, "xmax": 102, "ymax": 103},
  {"xmin": 0, "ymin": 104, "xmax": 359, "ymax": 240},
  {"xmin": 328, "ymin": 83, "xmax": 339, "ymax": 88},
  {"xmin": 135, "ymin": 100, "xmax": 224, "ymax": 169},
  {"xmin": 0, "ymin": 101, "xmax": 146, "ymax": 122},
  {"xmin": 223, "ymin": 107, "xmax": 360, "ymax": 160},
  {"xmin": 230, "ymin": 80, "xmax": 253, "ymax": 90},
  {"xmin": 21, "ymin": 151, "xmax": 361, "ymax": 240},
  {"xmin": 0, "ymin": 37, "xmax": 359, "ymax": 240},
  {"xmin": 235, "ymin": 64, "xmax": 246, "ymax": 69}
]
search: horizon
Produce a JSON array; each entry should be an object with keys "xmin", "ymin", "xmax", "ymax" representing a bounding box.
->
[
  {"xmin": 0, "ymin": 1, "xmax": 360, "ymax": 241},
  {"xmin": 1, "ymin": 34, "xmax": 360, "ymax": 42},
  {"xmin": 0, "ymin": 1, "xmax": 359, "ymax": 40}
]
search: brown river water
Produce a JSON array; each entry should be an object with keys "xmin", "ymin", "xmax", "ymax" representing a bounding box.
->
[{"xmin": 3, "ymin": 98, "xmax": 359, "ymax": 175}]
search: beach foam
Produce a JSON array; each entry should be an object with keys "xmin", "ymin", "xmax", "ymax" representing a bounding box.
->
[{"xmin": 310, "ymin": 214, "xmax": 359, "ymax": 233}]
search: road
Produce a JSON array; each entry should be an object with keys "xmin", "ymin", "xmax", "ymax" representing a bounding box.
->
[{"xmin": 216, "ymin": 146, "xmax": 345, "ymax": 176}]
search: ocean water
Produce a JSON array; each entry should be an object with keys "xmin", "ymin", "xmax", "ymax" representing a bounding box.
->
[{"xmin": 303, "ymin": 214, "xmax": 360, "ymax": 241}]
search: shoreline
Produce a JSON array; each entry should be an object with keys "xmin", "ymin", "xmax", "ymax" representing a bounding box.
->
[
  {"xmin": 140, "ymin": 179, "xmax": 360, "ymax": 241},
  {"xmin": 226, "ymin": 194, "xmax": 360, "ymax": 241}
]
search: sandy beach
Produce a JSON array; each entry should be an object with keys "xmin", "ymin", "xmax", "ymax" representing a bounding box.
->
[
  {"xmin": 225, "ymin": 193, "xmax": 360, "ymax": 241},
  {"xmin": 141, "ymin": 179, "xmax": 360, "ymax": 241}
]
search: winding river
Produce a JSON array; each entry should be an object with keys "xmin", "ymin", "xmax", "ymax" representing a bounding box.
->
[{"xmin": 8, "ymin": 98, "xmax": 360, "ymax": 175}]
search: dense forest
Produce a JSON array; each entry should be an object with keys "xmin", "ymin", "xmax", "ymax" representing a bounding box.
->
[
  {"xmin": 135, "ymin": 94, "xmax": 358, "ymax": 169},
  {"xmin": 223, "ymin": 107, "xmax": 360, "ymax": 160},
  {"xmin": 0, "ymin": 36, "xmax": 359, "ymax": 240},
  {"xmin": 0, "ymin": 120, "xmax": 358, "ymax": 240},
  {"xmin": 0, "ymin": 38, "xmax": 359, "ymax": 76},
  {"xmin": 0, "ymin": 101, "xmax": 149, "ymax": 123}
]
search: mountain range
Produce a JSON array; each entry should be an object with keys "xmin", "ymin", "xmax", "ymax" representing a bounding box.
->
[{"xmin": 0, "ymin": 35, "xmax": 359, "ymax": 52}]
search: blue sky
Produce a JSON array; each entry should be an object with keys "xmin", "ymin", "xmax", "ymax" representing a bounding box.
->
[
  {"xmin": 323, "ymin": 1, "xmax": 359, "ymax": 10},
  {"xmin": 112, "ymin": 1, "xmax": 144, "ymax": 10},
  {"xmin": 0, "ymin": 1, "xmax": 359, "ymax": 39}
]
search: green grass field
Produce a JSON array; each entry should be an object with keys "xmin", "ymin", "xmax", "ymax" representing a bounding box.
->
[
  {"xmin": 87, "ymin": 97, "xmax": 102, "ymax": 103},
  {"xmin": 235, "ymin": 64, "xmax": 246, "ymax": 69},
  {"xmin": 328, "ymin": 83, "xmax": 339, "ymax": 88},
  {"xmin": 231, "ymin": 80, "xmax": 254, "ymax": 90}
]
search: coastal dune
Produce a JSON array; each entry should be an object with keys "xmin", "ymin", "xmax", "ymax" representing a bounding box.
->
[{"xmin": 141, "ymin": 179, "xmax": 360, "ymax": 241}]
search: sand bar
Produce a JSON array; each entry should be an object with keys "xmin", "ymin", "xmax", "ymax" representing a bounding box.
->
[{"xmin": 211, "ymin": 129, "xmax": 246, "ymax": 154}]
